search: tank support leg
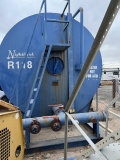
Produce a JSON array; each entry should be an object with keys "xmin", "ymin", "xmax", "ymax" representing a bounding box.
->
[
  {"xmin": 25, "ymin": 128, "xmax": 30, "ymax": 148},
  {"xmin": 93, "ymin": 120, "xmax": 100, "ymax": 138}
]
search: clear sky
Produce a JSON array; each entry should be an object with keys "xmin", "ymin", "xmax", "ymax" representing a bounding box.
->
[{"xmin": 0, "ymin": 0, "xmax": 120, "ymax": 68}]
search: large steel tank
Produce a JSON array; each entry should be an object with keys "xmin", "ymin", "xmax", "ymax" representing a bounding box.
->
[{"xmin": 0, "ymin": 13, "xmax": 102, "ymax": 117}]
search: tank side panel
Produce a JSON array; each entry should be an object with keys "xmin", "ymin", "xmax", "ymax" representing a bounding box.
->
[
  {"xmin": 0, "ymin": 13, "xmax": 102, "ymax": 115},
  {"xmin": 72, "ymin": 19, "xmax": 102, "ymax": 112},
  {"xmin": 0, "ymin": 15, "xmax": 44, "ymax": 112}
]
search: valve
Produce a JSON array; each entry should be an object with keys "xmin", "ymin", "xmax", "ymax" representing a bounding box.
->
[
  {"xmin": 51, "ymin": 119, "xmax": 62, "ymax": 132},
  {"xmin": 29, "ymin": 119, "xmax": 41, "ymax": 134}
]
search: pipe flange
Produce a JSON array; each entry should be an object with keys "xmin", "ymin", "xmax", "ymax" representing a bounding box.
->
[
  {"xmin": 29, "ymin": 119, "xmax": 41, "ymax": 134},
  {"xmin": 51, "ymin": 119, "xmax": 62, "ymax": 132}
]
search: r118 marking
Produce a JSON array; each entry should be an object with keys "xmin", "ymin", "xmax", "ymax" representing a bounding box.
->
[{"xmin": 8, "ymin": 61, "xmax": 32, "ymax": 69}]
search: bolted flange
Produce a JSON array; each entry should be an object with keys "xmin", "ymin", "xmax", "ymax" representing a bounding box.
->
[
  {"xmin": 51, "ymin": 119, "xmax": 62, "ymax": 132},
  {"xmin": 29, "ymin": 119, "xmax": 41, "ymax": 134}
]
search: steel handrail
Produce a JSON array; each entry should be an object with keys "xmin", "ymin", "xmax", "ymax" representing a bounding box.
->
[{"xmin": 73, "ymin": 7, "xmax": 84, "ymax": 68}]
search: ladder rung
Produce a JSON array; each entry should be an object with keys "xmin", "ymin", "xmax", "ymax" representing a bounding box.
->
[
  {"xmin": 30, "ymin": 99, "xmax": 34, "ymax": 104},
  {"xmin": 47, "ymin": 19, "xmax": 69, "ymax": 23},
  {"xmin": 26, "ymin": 110, "xmax": 30, "ymax": 117},
  {"xmin": 34, "ymin": 88, "xmax": 38, "ymax": 91},
  {"xmin": 63, "ymin": 23, "xmax": 69, "ymax": 31}
]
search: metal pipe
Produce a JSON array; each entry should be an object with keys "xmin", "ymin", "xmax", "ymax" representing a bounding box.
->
[
  {"xmin": 64, "ymin": 114, "xmax": 68, "ymax": 160},
  {"xmin": 96, "ymin": 90, "xmax": 98, "ymax": 111},
  {"xmin": 73, "ymin": 8, "xmax": 84, "ymax": 68},
  {"xmin": 112, "ymin": 79, "xmax": 119, "ymax": 107},
  {"xmin": 109, "ymin": 110, "xmax": 120, "ymax": 119},
  {"xmin": 23, "ymin": 111, "xmax": 106, "ymax": 130},
  {"xmin": 65, "ymin": 0, "xmax": 120, "ymax": 112},
  {"xmin": 73, "ymin": 7, "xmax": 83, "ymax": 18},
  {"xmin": 105, "ymin": 110, "xmax": 109, "ymax": 136},
  {"xmin": 68, "ymin": 0, "xmax": 70, "ymax": 15},
  {"xmin": 25, "ymin": 129, "xmax": 30, "ymax": 148},
  {"xmin": 80, "ymin": 8, "xmax": 84, "ymax": 68},
  {"xmin": 39, "ymin": 0, "xmax": 45, "ymax": 13},
  {"xmin": 102, "ymin": 70, "xmax": 120, "ymax": 72},
  {"xmin": 99, "ymin": 122, "xmax": 112, "ymax": 133},
  {"xmin": 44, "ymin": 0, "xmax": 47, "ymax": 41},
  {"xmin": 51, "ymin": 104, "xmax": 65, "ymax": 116},
  {"xmin": 68, "ymin": 0, "xmax": 70, "ymax": 44}
]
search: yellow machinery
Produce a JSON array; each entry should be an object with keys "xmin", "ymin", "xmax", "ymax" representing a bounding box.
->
[{"xmin": 0, "ymin": 100, "xmax": 25, "ymax": 160}]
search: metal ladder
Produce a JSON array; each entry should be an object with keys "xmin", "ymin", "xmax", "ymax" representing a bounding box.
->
[
  {"xmin": 24, "ymin": 45, "xmax": 52, "ymax": 118},
  {"xmin": 45, "ymin": 0, "xmax": 71, "ymax": 46},
  {"xmin": 24, "ymin": 0, "xmax": 71, "ymax": 118}
]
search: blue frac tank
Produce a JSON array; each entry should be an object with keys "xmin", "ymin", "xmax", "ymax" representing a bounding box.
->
[{"xmin": 0, "ymin": 13, "xmax": 102, "ymax": 117}]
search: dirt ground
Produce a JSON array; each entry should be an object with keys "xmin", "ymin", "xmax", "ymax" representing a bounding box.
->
[
  {"xmin": 24, "ymin": 83, "xmax": 120, "ymax": 160},
  {"xmin": 24, "ymin": 124, "xmax": 91, "ymax": 160}
]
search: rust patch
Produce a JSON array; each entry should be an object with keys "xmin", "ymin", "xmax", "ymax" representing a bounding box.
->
[
  {"xmin": 89, "ymin": 116, "xmax": 97, "ymax": 123},
  {"xmin": 52, "ymin": 81, "xmax": 58, "ymax": 86}
]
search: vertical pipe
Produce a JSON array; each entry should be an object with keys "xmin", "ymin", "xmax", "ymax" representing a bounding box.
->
[
  {"xmin": 112, "ymin": 79, "xmax": 119, "ymax": 107},
  {"xmin": 44, "ymin": 0, "xmax": 47, "ymax": 41},
  {"xmin": 61, "ymin": 2, "xmax": 69, "ymax": 17},
  {"xmin": 39, "ymin": 0, "xmax": 45, "ymax": 13},
  {"xmin": 73, "ymin": 8, "xmax": 84, "ymax": 68},
  {"xmin": 80, "ymin": 8, "xmax": 84, "ymax": 68},
  {"xmin": 25, "ymin": 129, "xmax": 30, "ymax": 148},
  {"xmin": 64, "ymin": 114, "xmax": 68, "ymax": 160},
  {"xmin": 105, "ymin": 110, "xmax": 109, "ymax": 136},
  {"xmin": 113, "ymin": 79, "xmax": 115, "ymax": 107},
  {"xmin": 118, "ymin": 68, "xmax": 119, "ymax": 79},
  {"xmin": 68, "ymin": 0, "xmax": 70, "ymax": 44},
  {"xmin": 116, "ymin": 79, "xmax": 119, "ymax": 93},
  {"xmin": 68, "ymin": 0, "xmax": 70, "ymax": 20},
  {"xmin": 96, "ymin": 90, "xmax": 98, "ymax": 111},
  {"xmin": 93, "ymin": 120, "xmax": 100, "ymax": 138}
]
